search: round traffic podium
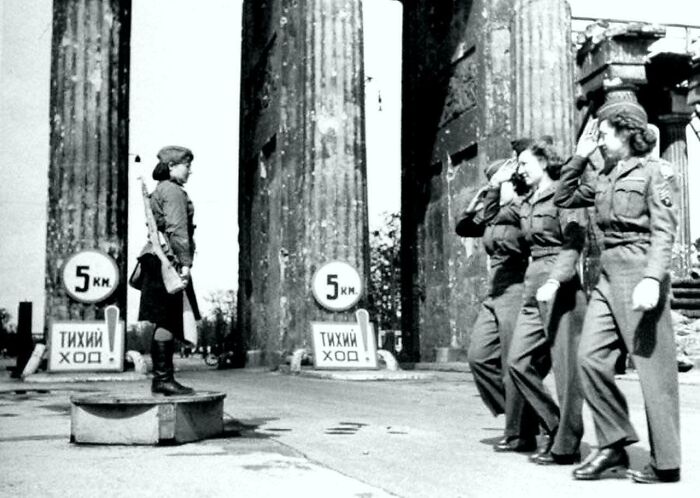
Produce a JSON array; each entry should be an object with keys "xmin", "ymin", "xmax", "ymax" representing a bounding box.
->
[{"xmin": 70, "ymin": 391, "xmax": 226, "ymax": 445}]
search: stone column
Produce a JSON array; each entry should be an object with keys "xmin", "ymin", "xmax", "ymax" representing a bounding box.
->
[
  {"xmin": 512, "ymin": 0, "xmax": 574, "ymax": 151},
  {"xmin": 301, "ymin": 0, "xmax": 370, "ymax": 317},
  {"xmin": 659, "ymin": 114, "xmax": 692, "ymax": 275},
  {"xmin": 45, "ymin": 0, "xmax": 131, "ymax": 323}
]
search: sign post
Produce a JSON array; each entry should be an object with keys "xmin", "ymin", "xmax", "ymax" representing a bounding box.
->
[
  {"xmin": 310, "ymin": 261, "xmax": 377, "ymax": 369},
  {"xmin": 48, "ymin": 305, "xmax": 125, "ymax": 372},
  {"xmin": 61, "ymin": 249, "xmax": 120, "ymax": 303},
  {"xmin": 45, "ymin": 249, "xmax": 125, "ymax": 373}
]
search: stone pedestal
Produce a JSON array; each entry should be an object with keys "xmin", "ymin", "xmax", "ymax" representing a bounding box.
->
[
  {"xmin": 70, "ymin": 392, "xmax": 225, "ymax": 445},
  {"xmin": 45, "ymin": 0, "xmax": 131, "ymax": 323}
]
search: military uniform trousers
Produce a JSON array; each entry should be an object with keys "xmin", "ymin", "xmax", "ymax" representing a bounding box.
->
[
  {"xmin": 507, "ymin": 255, "xmax": 586, "ymax": 455},
  {"xmin": 467, "ymin": 282, "xmax": 538, "ymax": 439},
  {"xmin": 578, "ymin": 247, "xmax": 680, "ymax": 470}
]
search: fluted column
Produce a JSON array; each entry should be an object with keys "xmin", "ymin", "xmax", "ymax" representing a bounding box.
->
[
  {"xmin": 660, "ymin": 114, "xmax": 692, "ymax": 275},
  {"xmin": 45, "ymin": 0, "xmax": 131, "ymax": 323},
  {"xmin": 512, "ymin": 0, "xmax": 574, "ymax": 151},
  {"xmin": 301, "ymin": 0, "xmax": 370, "ymax": 317}
]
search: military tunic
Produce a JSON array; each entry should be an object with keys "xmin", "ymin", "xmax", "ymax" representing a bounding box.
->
[
  {"xmin": 502, "ymin": 181, "xmax": 587, "ymax": 456},
  {"xmin": 554, "ymin": 155, "xmax": 680, "ymax": 470},
  {"xmin": 456, "ymin": 188, "xmax": 537, "ymax": 440}
]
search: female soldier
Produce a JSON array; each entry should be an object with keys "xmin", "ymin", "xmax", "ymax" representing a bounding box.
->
[
  {"xmin": 457, "ymin": 156, "xmax": 539, "ymax": 453},
  {"xmin": 138, "ymin": 145, "xmax": 201, "ymax": 396},
  {"xmin": 487, "ymin": 140, "xmax": 587, "ymax": 465},
  {"xmin": 555, "ymin": 97, "xmax": 681, "ymax": 483}
]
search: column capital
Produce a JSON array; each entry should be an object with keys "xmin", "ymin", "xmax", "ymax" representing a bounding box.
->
[
  {"xmin": 658, "ymin": 113, "xmax": 693, "ymax": 127},
  {"xmin": 576, "ymin": 23, "xmax": 665, "ymax": 99},
  {"xmin": 689, "ymin": 60, "xmax": 700, "ymax": 106}
]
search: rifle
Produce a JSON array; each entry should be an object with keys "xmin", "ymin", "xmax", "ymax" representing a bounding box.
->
[{"xmin": 138, "ymin": 176, "xmax": 186, "ymax": 294}]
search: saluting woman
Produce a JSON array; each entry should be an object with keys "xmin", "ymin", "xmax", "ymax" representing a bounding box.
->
[
  {"xmin": 555, "ymin": 96, "xmax": 681, "ymax": 484},
  {"xmin": 138, "ymin": 146, "xmax": 201, "ymax": 396},
  {"xmin": 487, "ymin": 139, "xmax": 587, "ymax": 465},
  {"xmin": 457, "ymin": 155, "xmax": 539, "ymax": 453}
]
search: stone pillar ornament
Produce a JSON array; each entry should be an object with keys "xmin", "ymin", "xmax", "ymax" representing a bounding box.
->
[
  {"xmin": 512, "ymin": 0, "xmax": 575, "ymax": 151},
  {"xmin": 45, "ymin": 0, "xmax": 131, "ymax": 324},
  {"xmin": 301, "ymin": 0, "xmax": 370, "ymax": 301},
  {"xmin": 659, "ymin": 114, "xmax": 692, "ymax": 276},
  {"xmin": 238, "ymin": 0, "xmax": 369, "ymax": 358}
]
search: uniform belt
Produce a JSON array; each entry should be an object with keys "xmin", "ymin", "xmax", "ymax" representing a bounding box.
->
[
  {"xmin": 603, "ymin": 232, "xmax": 651, "ymax": 249},
  {"xmin": 531, "ymin": 246, "xmax": 560, "ymax": 260}
]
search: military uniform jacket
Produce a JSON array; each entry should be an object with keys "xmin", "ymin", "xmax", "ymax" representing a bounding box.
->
[
  {"xmin": 456, "ymin": 187, "xmax": 529, "ymax": 297},
  {"xmin": 517, "ymin": 181, "xmax": 587, "ymax": 285},
  {"xmin": 150, "ymin": 179, "xmax": 196, "ymax": 268},
  {"xmin": 554, "ymin": 155, "xmax": 677, "ymax": 281},
  {"xmin": 554, "ymin": 155, "xmax": 678, "ymax": 335}
]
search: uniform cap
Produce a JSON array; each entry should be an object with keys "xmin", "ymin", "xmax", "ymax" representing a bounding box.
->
[
  {"xmin": 483, "ymin": 159, "xmax": 508, "ymax": 181},
  {"xmin": 157, "ymin": 145, "xmax": 194, "ymax": 165},
  {"xmin": 597, "ymin": 88, "xmax": 648, "ymax": 128}
]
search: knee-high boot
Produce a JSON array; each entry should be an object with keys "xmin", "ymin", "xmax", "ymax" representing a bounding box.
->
[{"xmin": 151, "ymin": 340, "xmax": 194, "ymax": 396}]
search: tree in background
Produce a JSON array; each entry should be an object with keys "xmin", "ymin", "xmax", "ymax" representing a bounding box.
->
[
  {"xmin": 367, "ymin": 212, "xmax": 402, "ymax": 335},
  {"xmin": 198, "ymin": 290, "xmax": 245, "ymax": 367},
  {"xmin": 0, "ymin": 308, "xmax": 12, "ymax": 356}
]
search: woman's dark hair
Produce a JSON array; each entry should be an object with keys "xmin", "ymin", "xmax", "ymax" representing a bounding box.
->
[
  {"xmin": 527, "ymin": 139, "xmax": 565, "ymax": 180},
  {"xmin": 605, "ymin": 113, "xmax": 657, "ymax": 156},
  {"xmin": 152, "ymin": 162, "xmax": 171, "ymax": 181}
]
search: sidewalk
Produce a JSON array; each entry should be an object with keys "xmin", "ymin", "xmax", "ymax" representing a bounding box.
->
[{"xmin": 1, "ymin": 359, "xmax": 699, "ymax": 497}]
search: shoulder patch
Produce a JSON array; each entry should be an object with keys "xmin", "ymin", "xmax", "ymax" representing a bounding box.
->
[
  {"xmin": 657, "ymin": 179, "xmax": 673, "ymax": 207},
  {"xmin": 659, "ymin": 161, "xmax": 674, "ymax": 179}
]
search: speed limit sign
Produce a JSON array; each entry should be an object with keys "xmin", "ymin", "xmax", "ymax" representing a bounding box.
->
[
  {"xmin": 62, "ymin": 249, "xmax": 120, "ymax": 303},
  {"xmin": 311, "ymin": 261, "xmax": 363, "ymax": 311}
]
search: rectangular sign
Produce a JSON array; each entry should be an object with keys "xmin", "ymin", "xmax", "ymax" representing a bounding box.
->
[
  {"xmin": 48, "ymin": 320, "xmax": 125, "ymax": 372},
  {"xmin": 311, "ymin": 321, "xmax": 378, "ymax": 369}
]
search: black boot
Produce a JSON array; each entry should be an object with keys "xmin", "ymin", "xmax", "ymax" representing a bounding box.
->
[{"xmin": 151, "ymin": 340, "xmax": 195, "ymax": 396}]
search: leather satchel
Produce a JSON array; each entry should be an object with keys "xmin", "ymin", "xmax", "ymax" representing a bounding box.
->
[{"xmin": 128, "ymin": 261, "xmax": 143, "ymax": 290}]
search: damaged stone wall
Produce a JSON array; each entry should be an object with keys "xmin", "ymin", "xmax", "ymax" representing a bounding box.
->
[
  {"xmin": 45, "ymin": 0, "xmax": 131, "ymax": 324},
  {"xmin": 239, "ymin": 0, "xmax": 370, "ymax": 363},
  {"xmin": 401, "ymin": 0, "xmax": 575, "ymax": 361}
]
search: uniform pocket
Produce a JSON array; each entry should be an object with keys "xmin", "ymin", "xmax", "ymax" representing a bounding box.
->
[
  {"xmin": 531, "ymin": 204, "xmax": 559, "ymax": 235},
  {"xmin": 613, "ymin": 178, "xmax": 647, "ymax": 218}
]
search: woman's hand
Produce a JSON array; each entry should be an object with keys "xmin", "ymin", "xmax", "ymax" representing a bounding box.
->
[
  {"xmin": 490, "ymin": 158, "xmax": 518, "ymax": 187},
  {"xmin": 536, "ymin": 279, "xmax": 560, "ymax": 302},
  {"xmin": 575, "ymin": 118, "xmax": 599, "ymax": 158},
  {"xmin": 632, "ymin": 278, "xmax": 660, "ymax": 311}
]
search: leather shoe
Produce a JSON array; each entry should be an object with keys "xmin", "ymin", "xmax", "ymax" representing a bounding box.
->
[
  {"xmin": 572, "ymin": 448, "xmax": 629, "ymax": 480},
  {"xmin": 493, "ymin": 436, "xmax": 537, "ymax": 453},
  {"xmin": 532, "ymin": 451, "xmax": 581, "ymax": 465},
  {"xmin": 528, "ymin": 433, "xmax": 553, "ymax": 462},
  {"xmin": 628, "ymin": 465, "xmax": 680, "ymax": 484}
]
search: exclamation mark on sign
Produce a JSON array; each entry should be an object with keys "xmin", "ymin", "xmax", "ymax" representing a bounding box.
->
[
  {"xmin": 105, "ymin": 305, "xmax": 119, "ymax": 363},
  {"xmin": 355, "ymin": 308, "xmax": 370, "ymax": 361}
]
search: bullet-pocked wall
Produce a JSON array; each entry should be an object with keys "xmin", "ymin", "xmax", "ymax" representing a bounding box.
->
[
  {"xmin": 239, "ymin": 0, "xmax": 370, "ymax": 362},
  {"xmin": 401, "ymin": 0, "xmax": 575, "ymax": 361}
]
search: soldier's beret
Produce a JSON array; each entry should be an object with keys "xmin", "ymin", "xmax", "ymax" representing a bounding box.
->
[
  {"xmin": 597, "ymin": 89, "xmax": 648, "ymax": 129},
  {"xmin": 157, "ymin": 145, "xmax": 194, "ymax": 166},
  {"xmin": 511, "ymin": 137, "xmax": 534, "ymax": 156},
  {"xmin": 483, "ymin": 159, "xmax": 508, "ymax": 180}
]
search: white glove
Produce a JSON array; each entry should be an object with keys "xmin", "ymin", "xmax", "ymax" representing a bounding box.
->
[
  {"xmin": 632, "ymin": 278, "xmax": 660, "ymax": 311},
  {"xmin": 536, "ymin": 279, "xmax": 560, "ymax": 302}
]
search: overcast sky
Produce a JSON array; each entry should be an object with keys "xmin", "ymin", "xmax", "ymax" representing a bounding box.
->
[
  {"xmin": 0, "ymin": 0, "xmax": 402, "ymax": 331},
  {"xmin": 1, "ymin": 0, "xmax": 698, "ymax": 332}
]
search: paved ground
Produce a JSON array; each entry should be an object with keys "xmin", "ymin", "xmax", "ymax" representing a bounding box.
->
[{"xmin": 1, "ymin": 359, "xmax": 699, "ymax": 498}]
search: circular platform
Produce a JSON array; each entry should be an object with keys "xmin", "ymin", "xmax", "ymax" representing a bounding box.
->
[
  {"xmin": 70, "ymin": 391, "xmax": 226, "ymax": 445},
  {"xmin": 70, "ymin": 391, "xmax": 226, "ymax": 405}
]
